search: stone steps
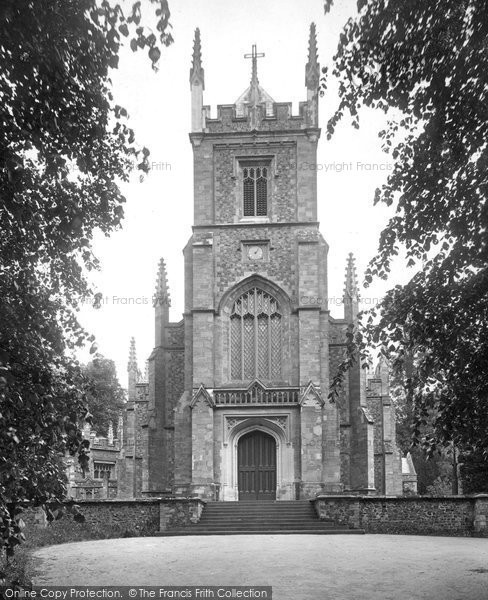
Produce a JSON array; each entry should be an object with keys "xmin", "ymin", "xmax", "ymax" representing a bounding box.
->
[
  {"xmin": 160, "ymin": 500, "xmax": 364, "ymax": 536},
  {"xmin": 161, "ymin": 529, "xmax": 363, "ymax": 536}
]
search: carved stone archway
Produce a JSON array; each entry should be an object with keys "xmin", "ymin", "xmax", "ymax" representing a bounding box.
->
[{"xmin": 220, "ymin": 416, "xmax": 294, "ymax": 501}]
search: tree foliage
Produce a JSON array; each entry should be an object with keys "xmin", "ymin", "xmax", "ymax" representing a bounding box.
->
[
  {"xmin": 390, "ymin": 365, "xmax": 454, "ymax": 494},
  {"xmin": 460, "ymin": 449, "xmax": 488, "ymax": 494},
  {"xmin": 0, "ymin": 0, "xmax": 171, "ymax": 572},
  {"xmin": 83, "ymin": 358, "xmax": 126, "ymax": 436},
  {"xmin": 325, "ymin": 0, "xmax": 488, "ymax": 454}
]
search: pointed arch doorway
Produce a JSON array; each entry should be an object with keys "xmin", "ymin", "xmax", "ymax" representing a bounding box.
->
[{"xmin": 238, "ymin": 430, "xmax": 276, "ymax": 500}]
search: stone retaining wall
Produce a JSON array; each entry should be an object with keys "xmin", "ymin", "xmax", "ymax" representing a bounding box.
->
[
  {"xmin": 74, "ymin": 499, "xmax": 206, "ymax": 533},
  {"xmin": 159, "ymin": 499, "xmax": 205, "ymax": 531},
  {"xmin": 75, "ymin": 500, "xmax": 161, "ymax": 535},
  {"xmin": 313, "ymin": 495, "xmax": 488, "ymax": 537},
  {"xmin": 25, "ymin": 499, "xmax": 206, "ymax": 536},
  {"xmin": 25, "ymin": 496, "xmax": 488, "ymax": 538}
]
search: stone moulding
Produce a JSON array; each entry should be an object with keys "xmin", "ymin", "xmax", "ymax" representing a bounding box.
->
[{"xmin": 223, "ymin": 413, "xmax": 291, "ymax": 445}]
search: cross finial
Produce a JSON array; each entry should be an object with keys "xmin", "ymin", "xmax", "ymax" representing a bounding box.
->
[{"xmin": 244, "ymin": 44, "xmax": 265, "ymax": 86}]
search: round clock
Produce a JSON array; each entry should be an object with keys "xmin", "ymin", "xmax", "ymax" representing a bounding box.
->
[{"xmin": 248, "ymin": 245, "xmax": 264, "ymax": 260}]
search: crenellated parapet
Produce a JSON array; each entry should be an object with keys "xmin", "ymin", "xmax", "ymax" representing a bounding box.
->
[
  {"xmin": 190, "ymin": 24, "xmax": 321, "ymax": 137},
  {"xmin": 199, "ymin": 102, "xmax": 312, "ymax": 135}
]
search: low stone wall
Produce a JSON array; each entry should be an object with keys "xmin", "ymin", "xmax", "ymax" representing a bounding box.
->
[
  {"xmin": 25, "ymin": 498, "xmax": 206, "ymax": 536},
  {"xmin": 25, "ymin": 496, "xmax": 488, "ymax": 538},
  {"xmin": 76, "ymin": 498, "xmax": 206, "ymax": 533},
  {"xmin": 75, "ymin": 499, "xmax": 161, "ymax": 535},
  {"xmin": 313, "ymin": 495, "xmax": 488, "ymax": 537},
  {"xmin": 159, "ymin": 498, "xmax": 205, "ymax": 531}
]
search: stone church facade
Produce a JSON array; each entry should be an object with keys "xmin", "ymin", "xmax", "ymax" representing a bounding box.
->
[{"xmin": 118, "ymin": 25, "xmax": 404, "ymax": 501}]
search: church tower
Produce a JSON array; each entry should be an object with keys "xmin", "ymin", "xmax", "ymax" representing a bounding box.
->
[
  {"xmin": 125, "ymin": 25, "xmax": 404, "ymax": 500},
  {"xmin": 172, "ymin": 24, "xmax": 342, "ymax": 501}
]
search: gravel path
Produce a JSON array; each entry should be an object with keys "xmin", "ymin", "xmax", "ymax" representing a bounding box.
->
[{"xmin": 33, "ymin": 534, "xmax": 488, "ymax": 600}]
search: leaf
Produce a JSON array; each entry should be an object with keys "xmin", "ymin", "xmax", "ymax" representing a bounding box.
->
[
  {"xmin": 149, "ymin": 46, "xmax": 161, "ymax": 64},
  {"xmin": 324, "ymin": 0, "xmax": 335, "ymax": 15}
]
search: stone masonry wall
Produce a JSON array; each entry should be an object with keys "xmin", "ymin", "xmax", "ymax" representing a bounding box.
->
[
  {"xmin": 25, "ymin": 499, "xmax": 206, "ymax": 535},
  {"xmin": 213, "ymin": 143, "xmax": 297, "ymax": 223},
  {"xmin": 360, "ymin": 497, "xmax": 473, "ymax": 535},
  {"xmin": 71, "ymin": 500, "xmax": 161, "ymax": 535},
  {"xmin": 159, "ymin": 499, "xmax": 205, "ymax": 531},
  {"xmin": 314, "ymin": 495, "xmax": 488, "ymax": 537},
  {"xmin": 26, "ymin": 497, "xmax": 488, "ymax": 538},
  {"xmin": 213, "ymin": 225, "xmax": 319, "ymax": 303}
]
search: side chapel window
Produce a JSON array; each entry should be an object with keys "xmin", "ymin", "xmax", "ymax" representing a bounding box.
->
[{"xmin": 230, "ymin": 288, "xmax": 282, "ymax": 380}]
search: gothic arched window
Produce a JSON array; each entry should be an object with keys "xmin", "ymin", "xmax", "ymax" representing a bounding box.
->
[
  {"xmin": 230, "ymin": 288, "xmax": 282, "ymax": 380},
  {"xmin": 243, "ymin": 166, "xmax": 268, "ymax": 216}
]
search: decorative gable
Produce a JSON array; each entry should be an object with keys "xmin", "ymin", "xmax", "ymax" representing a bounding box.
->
[
  {"xmin": 190, "ymin": 384, "xmax": 215, "ymax": 408},
  {"xmin": 299, "ymin": 381, "xmax": 324, "ymax": 407}
]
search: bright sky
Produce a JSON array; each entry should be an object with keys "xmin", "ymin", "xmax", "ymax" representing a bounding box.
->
[{"xmin": 77, "ymin": 0, "xmax": 411, "ymax": 386}]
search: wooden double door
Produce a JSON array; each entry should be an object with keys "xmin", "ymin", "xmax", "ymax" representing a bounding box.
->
[{"xmin": 238, "ymin": 430, "xmax": 276, "ymax": 500}]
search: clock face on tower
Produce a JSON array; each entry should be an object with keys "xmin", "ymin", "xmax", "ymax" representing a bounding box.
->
[{"xmin": 247, "ymin": 245, "xmax": 264, "ymax": 260}]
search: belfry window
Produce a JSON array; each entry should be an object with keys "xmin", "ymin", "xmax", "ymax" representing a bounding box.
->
[
  {"xmin": 230, "ymin": 288, "xmax": 282, "ymax": 380},
  {"xmin": 243, "ymin": 166, "xmax": 268, "ymax": 216}
]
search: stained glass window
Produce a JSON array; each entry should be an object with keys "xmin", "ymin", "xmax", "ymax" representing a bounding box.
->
[{"xmin": 230, "ymin": 288, "xmax": 282, "ymax": 380}]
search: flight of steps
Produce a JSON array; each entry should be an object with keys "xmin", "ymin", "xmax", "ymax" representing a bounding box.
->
[{"xmin": 162, "ymin": 500, "xmax": 364, "ymax": 535}]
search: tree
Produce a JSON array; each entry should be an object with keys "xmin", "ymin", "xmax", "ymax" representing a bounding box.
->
[
  {"xmin": 83, "ymin": 358, "xmax": 126, "ymax": 436},
  {"xmin": 390, "ymin": 365, "xmax": 453, "ymax": 494},
  {"xmin": 459, "ymin": 449, "xmax": 488, "ymax": 494},
  {"xmin": 324, "ymin": 0, "xmax": 488, "ymax": 455},
  {"xmin": 0, "ymin": 0, "xmax": 172, "ymax": 570}
]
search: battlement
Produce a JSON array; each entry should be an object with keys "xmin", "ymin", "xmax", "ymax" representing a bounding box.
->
[
  {"xmin": 190, "ymin": 26, "xmax": 320, "ymax": 134},
  {"xmin": 201, "ymin": 101, "xmax": 312, "ymax": 134}
]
